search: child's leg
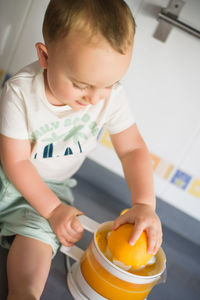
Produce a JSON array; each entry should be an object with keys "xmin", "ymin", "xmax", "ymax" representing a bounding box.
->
[{"xmin": 7, "ymin": 235, "xmax": 53, "ymax": 300}]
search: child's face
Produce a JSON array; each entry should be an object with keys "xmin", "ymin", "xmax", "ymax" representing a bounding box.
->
[{"xmin": 36, "ymin": 32, "xmax": 133, "ymax": 110}]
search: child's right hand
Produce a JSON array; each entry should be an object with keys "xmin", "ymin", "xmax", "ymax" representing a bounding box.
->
[{"xmin": 47, "ymin": 203, "xmax": 84, "ymax": 247}]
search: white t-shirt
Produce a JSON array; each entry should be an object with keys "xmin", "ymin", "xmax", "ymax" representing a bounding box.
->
[{"xmin": 0, "ymin": 61, "xmax": 135, "ymax": 181}]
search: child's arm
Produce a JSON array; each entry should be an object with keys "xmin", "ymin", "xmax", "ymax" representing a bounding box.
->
[
  {"xmin": 0, "ymin": 134, "xmax": 83, "ymax": 246},
  {"xmin": 110, "ymin": 124, "xmax": 162, "ymax": 255}
]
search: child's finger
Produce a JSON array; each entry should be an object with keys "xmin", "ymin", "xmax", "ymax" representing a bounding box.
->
[
  {"xmin": 60, "ymin": 226, "xmax": 82, "ymax": 246},
  {"xmin": 58, "ymin": 228, "xmax": 75, "ymax": 247},
  {"xmin": 151, "ymin": 243, "xmax": 159, "ymax": 256},
  {"xmin": 60, "ymin": 238, "xmax": 74, "ymax": 247},
  {"xmin": 71, "ymin": 217, "xmax": 84, "ymax": 233},
  {"xmin": 152, "ymin": 235, "xmax": 163, "ymax": 255},
  {"xmin": 129, "ymin": 223, "xmax": 144, "ymax": 246},
  {"xmin": 112, "ymin": 216, "xmax": 125, "ymax": 230},
  {"xmin": 146, "ymin": 228, "xmax": 158, "ymax": 254},
  {"xmin": 60, "ymin": 235, "xmax": 74, "ymax": 247}
]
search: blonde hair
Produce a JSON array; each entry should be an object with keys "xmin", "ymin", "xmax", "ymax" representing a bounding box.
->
[{"xmin": 43, "ymin": 0, "xmax": 136, "ymax": 54}]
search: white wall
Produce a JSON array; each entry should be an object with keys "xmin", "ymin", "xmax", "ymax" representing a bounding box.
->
[
  {"xmin": 0, "ymin": 0, "xmax": 33, "ymax": 73},
  {"xmin": 0, "ymin": 0, "xmax": 49, "ymax": 82},
  {"xmin": 0, "ymin": 0, "xmax": 200, "ymax": 221}
]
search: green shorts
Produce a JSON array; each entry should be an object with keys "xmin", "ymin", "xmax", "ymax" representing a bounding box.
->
[{"xmin": 0, "ymin": 164, "xmax": 77, "ymax": 257}]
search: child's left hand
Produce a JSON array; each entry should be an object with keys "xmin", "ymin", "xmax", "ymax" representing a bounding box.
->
[{"xmin": 112, "ymin": 203, "xmax": 162, "ymax": 255}]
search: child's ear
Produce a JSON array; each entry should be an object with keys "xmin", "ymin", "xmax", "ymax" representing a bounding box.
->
[{"xmin": 35, "ymin": 43, "xmax": 48, "ymax": 69}]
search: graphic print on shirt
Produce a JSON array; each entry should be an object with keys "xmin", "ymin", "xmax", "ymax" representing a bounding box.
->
[{"xmin": 31, "ymin": 113, "xmax": 101, "ymax": 159}]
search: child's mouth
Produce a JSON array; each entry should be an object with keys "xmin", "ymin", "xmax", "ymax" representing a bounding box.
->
[{"xmin": 76, "ymin": 100, "xmax": 88, "ymax": 106}]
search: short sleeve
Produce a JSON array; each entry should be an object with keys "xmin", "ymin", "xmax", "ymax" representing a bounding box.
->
[
  {"xmin": 0, "ymin": 81, "xmax": 29, "ymax": 139},
  {"xmin": 104, "ymin": 84, "xmax": 135, "ymax": 134}
]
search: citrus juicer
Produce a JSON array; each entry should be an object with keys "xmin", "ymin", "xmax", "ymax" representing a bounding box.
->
[{"xmin": 60, "ymin": 215, "xmax": 167, "ymax": 300}]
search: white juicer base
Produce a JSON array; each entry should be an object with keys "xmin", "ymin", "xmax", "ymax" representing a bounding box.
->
[
  {"xmin": 67, "ymin": 264, "xmax": 88, "ymax": 300},
  {"xmin": 67, "ymin": 261, "xmax": 107, "ymax": 300}
]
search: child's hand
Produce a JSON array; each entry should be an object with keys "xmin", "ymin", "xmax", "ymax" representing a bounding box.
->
[
  {"xmin": 112, "ymin": 204, "xmax": 162, "ymax": 255},
  {"xmin": 47, "ymin": 203, "xmax": 84, "ymax": 247}
]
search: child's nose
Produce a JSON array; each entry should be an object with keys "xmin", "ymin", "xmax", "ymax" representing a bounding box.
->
[
  {"xmin": 84, "ymin": 89, "xmax": 101, "ymax": 105},
  {"xmin": 84, "ymin": 88, "xmax": 110, "ymax": 105}
]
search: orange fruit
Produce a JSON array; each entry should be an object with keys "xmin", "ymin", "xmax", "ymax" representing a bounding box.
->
[{"xmin": 107, "ymin": 224, "xmax": 153, "ymax": 270}]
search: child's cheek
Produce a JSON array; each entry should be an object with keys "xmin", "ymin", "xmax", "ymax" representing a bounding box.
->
[{"xmin": 56, "ymin": 82, "xmax": 77, "ymax": 100}]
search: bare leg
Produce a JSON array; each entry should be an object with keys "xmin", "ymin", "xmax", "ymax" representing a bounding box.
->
[{"xmin": 7, "ymin": 235, "xmax": 53, "ymax": 300}]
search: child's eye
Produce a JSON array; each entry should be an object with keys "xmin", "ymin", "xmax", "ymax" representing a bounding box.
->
[
  {"xmin": 106, "ymin": 81, "xmax": 120, "ymax": 90},
  {"xmin": 106, "ymin": 85, "xmax": 114, "ymax": 90},
  {"xmin": 72, "ymin": 83, "xmax": 88, "ymax": 90}
]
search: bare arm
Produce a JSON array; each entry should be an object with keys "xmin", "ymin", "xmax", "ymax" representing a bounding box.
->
[
  {"xmin": 110, "ymin": 124, "xmax": 162, "ymax": 254},
  {"xmin": 0, "ymin": 134, "xmax": 83, "ymax": 246},
  {"xmin": 110, "ymin": 124, "xmax": 155, "ymax": 209},
  {"xmin": 0, "ymin": 134, "xmax": 61, "ymax": 218}
]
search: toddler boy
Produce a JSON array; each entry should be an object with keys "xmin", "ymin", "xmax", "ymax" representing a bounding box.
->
[{"xmin": 0, "ymin": 1, "xmax": 162, "ymax": 299}]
